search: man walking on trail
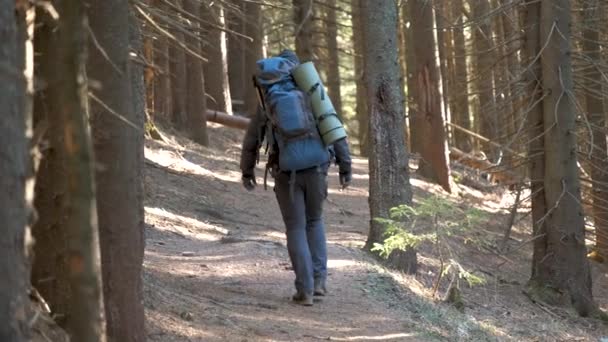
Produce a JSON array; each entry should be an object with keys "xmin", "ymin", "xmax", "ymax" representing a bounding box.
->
[{"xmin": 240, "ymin": 50, "xmax": 352, "ymax": 306}]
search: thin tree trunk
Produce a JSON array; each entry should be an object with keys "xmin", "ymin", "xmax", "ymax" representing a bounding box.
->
[
  {"xmin": 325, "ymin": 0, "xmax": 342, "ymax": 118},
  {"xmin": 528, "ymin": 0, "xmax": 594, "ymax": 317},
  {"xmin": 470, "ymin": 0, "xmax": 497, "ymax": 157},
  {"xmin": 397, "ymin": 4, "xmax": 409, "ymax": 148},
  {"xmin": 434, "ymin": 0, "xmax": 450, "ymax": 124},
  {"xmin": 202, "ymin": 2, "xmax": 232, "ymax": 115},
  {"xmin": 227, "ymin": 0, "xmax": 246, "ymax": 114},
  {"xmin": 580, "ymin": 0, "xmax": 608, "ymax": 258},
  {"xmin": 54, "ymin": 2, "xmax": 106, "ymax": 340},
  {"xmin": 408, "ymin": 0, "xmax": 452, "ymax": 192},
  {"xmin": 450, "ymin": 0, "xmax": 472, "ymax": 151},
  {"xmin": 293, "ymin": 0, "xmax": 314, "ymax": 62},
  {"xmin": 0, "ymin": 1, "xmax": 28, "ymax": 340},
  {"xmin": 405, "ymin": 3, "xmax": 423, "ymax": 155},
  {"xmin": 169, "ymin": 0, "xmax": 187, "ymax": 129},
  {"xmin": 500, "ymin": 0, "xmax": 522, "ymax": 169},
  {"xmin": 522, "ymin": 3, "xmax": 547, "ymax": 290},
  {"xmin": 183, "ymin": 0, "xmax": 208, "ymax": 145},
  {"xmin": 243, "ymin": 1, "xmax": 264, "ymax": 116},
  {"xmin": 363, "ymin": 0, "xmax": 413, "ymax": 252},
  {"xmin": 31, "ymin": 7, "xmax": 71, "ymax": 328},
  {"xmin": 143, "ymin": 24, "xmax": 154, "ymax": 120},
  {"xmin": 153, "ymin": 1, "xmax": 172, "ymax": 122},
  {"xmin": 88, "ymin": 0, "xmax": 146, "ymax": 339},
  {"xmin": 352, "ymin": 0, "xmax": 368, "ymax": 156}
]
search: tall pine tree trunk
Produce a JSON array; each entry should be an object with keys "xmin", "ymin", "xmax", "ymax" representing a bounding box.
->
[
  {"xmin": 202, "ymin": 2, "xmax": 232, "ymax": 115},
  {"xmin": 404, "ymin": 3, "xmax": 420, "ymax": 155},
  {"xmin": 169, "ymin": 0, "xmax": 187, "ymax": 129},
  {"xmin": 0, "ymin": 2, "xmax": 28, "ymax": 340},
  {"xmin": 581, "ymin": 0, "xmax": 608, "ymax": 258},
  {"xmin": 153, "ymin": 1, "xmax": 172, "ymax": 122},
  {"xmin": 450, "ymin": 0, "xmax": 472, "ymax": 151},
  {"xmin": 523, "ymin": 0, "xmax": 547, "ymax": 290},
  {"xmin": 88, "ymin": 0, "xmax": 146, "ymax": 340},
  {"xmin": 408, "ymin": 0, "xmax": 452, "ymax": 192},
  {"xmin": 243, "ymin": 1, "xmax": 264, "ymax": 116},
  {"xmin": 227, "ymin": 0, "xmax": 246, "ymax": 114},
  {"xmin": 363, "ymin": 0, "xmax": 413, "ymax": 258},
  {"xmin": 352, "ymin": 0, "xmax": 368, "ymax": 156},
  {"xmin": 434, "ymin": 0, "xmax": 450, "ymax": 123},
  {"xmin": 183, "ymin": 0, "xmax": 208, "ymax": 145},
  {"xmin": 53, "ymin": 3, "xmax": 106, "ymax": 340},
  {"xmin": 500, "ymin": 0, "xmax": 522, "ymax": 157},
  {"xmin": 527, "ymin": 0, "xmax": 594, "ymax": 316},
  {"xmin": 293, "ymin": 0, "xmax": 314, "ymax": 62},
  {"xmin": 31, "ymin": 7, "xmax": 71, "ymax": 328},
  {"xmin": 325, "ymin": 0, "xmax": 342, "ymax": 117},
  {"xmin": 470, "ymin": 0, "xmax": 497, "ymax": 157}
]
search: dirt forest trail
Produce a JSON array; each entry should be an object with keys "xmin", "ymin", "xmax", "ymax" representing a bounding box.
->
[
  {"xmin": 140, "ymin": 124, "xmax": 607, "ymax": 342},
  {"xmin": 142, "ymin": 124, "xmax": 426, "ymax": 341}
]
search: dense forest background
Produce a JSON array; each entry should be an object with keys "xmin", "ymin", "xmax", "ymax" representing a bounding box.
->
[{"xmin": 1, "ymin": 0, "xmax": 607, "ymax": 341}]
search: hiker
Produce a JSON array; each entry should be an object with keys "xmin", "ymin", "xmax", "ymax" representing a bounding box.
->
[{"xmin": 240, "ymin": 49, "xmax": 352, "ymax": 306}]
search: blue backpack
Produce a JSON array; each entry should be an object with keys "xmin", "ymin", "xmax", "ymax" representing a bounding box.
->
[{"xmin": 254, "ymin": 56, "xmax": 329, "ymax": 172}]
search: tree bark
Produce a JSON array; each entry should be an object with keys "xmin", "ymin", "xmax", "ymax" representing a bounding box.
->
[
  {"xmin": 0, "ymin": 1, "xmax": 28, "ymax": 340},
  {"xmin": 581, "ymin": 0, "xmax": 608, "ymax": 258},
  {"xmin": 470, "ymin": 0, "xmax": 497, "ymax": 158},
  {"xmin": 527, "ymin": 0, "xmax": 594, "ymax": 316},
  {"xmin": 362, "ymin": 0, "xmax": 413, "ymax": 256},
  {"xmin": 169, "ymin": 0, "xmax": 187, "ymax": 129},
  {"xmin": 31, "ymin": 7, "xmax": 71, "ymax": 328},
  {"xmin": 53, "ymin": 3, "xmax": 106, "ymax": 340},
  {"xmin": 88, "ymin": 0, "xmax": 146, "ymax": 340},
  {"xmin": 202, "ymin": 2, "xmax": 233, "ymax": 116},
  {"xmin": 397, "ymin": 5, "xmax": 409, "ymax": 148},
  {"xmin": 325, "ymin": 0, "xmax": 342, "ymax": 118},
  {"xmin": 523, "ymin": 0, "xmax": 548, "ymax": 306},
  {"xmin": 500, "ymin": 0, "xmax": 522, "ymax": 167},
  {"xmin": 153, "ymin": 1, "xmax": 172, "ymax": 122},
  {"xmin": 227, "ymin": 0, "xmax": 246, "ymax": 114},
  {"xmin": 407, "ymin": 0, "xmax": 452, "ymax": 192},
  {"xmin": 352, "ymin": 0, "xmax": 368, "ymax": 156},
  {"xmin": 449, "ymin": 0, "xmax": 472, "ymax": 151},
  {"xmin": 293, "ymin": 0, "xmax": 314, "ymax": 62},
  {"xmin": 404, "ymin": 3, "xmax": 420, "ymax": 155},
  {"xmin": 243, "ymin": 1, "xmax": 264, "ymax": 116},
  {"xmin": 434, "ymin": 0, "xmax": 450, "ymax": 124},
  {"xmin": 182, "ymin": 0, "xmax": 208, "ymax": 145}
]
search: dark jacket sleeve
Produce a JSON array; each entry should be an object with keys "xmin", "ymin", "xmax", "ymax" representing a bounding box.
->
[
  {"xmin": 240, "ymin": 107, "xmax": 266, "ymax": 176},
  {"xmin": 332, "ymin": 137, "xmax": 352, "ymax": 174}
]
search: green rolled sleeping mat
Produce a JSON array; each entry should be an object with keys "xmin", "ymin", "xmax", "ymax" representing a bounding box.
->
[{"xmin": 292, "ymin": 62, "xmax": 347, "ymax": 146}]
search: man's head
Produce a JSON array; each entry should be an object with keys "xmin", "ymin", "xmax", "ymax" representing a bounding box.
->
[{"xmin": 277, "ymin": 49, "xmax": 300, "ymax": 65}]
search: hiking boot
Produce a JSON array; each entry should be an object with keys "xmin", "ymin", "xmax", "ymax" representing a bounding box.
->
[
  {"xmin": 314, "ymin": 280, "xmax": 327, "ymax": 296},
  {"xmin": 292, "ymin": 291, "xmax": 314, "ymax": 306}
]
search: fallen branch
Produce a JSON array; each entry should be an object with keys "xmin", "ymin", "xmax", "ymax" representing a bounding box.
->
[
  {"xmin": 206, "ymin": 110, "xmax": 250, "ymax": 130},
  {"xmin": 449, "ymin": 147, "xmax": 520, "ymax": 185}
]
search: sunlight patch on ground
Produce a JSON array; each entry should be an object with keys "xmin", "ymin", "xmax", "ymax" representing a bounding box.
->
[
  {"xmin": 145, "ymin": 146, "xmax": 241, "ymax": 183},
  {"xmin": 352, "ymin": 173, "xmax": 369, "ymax": 180},
  {"xmin": 145, "ymin": 206, "xmax": 227, "ymax": 239},
  {"xmin": 327, "ymin": 332, "xmax": 417, "ymax": 340},
  {"xmin": 327, "ymin": 259, "xmax": 361, "ymax": 269},
  {"xmin": 264, "ymin": 230, "xmax": 285, "ymax": 240}
]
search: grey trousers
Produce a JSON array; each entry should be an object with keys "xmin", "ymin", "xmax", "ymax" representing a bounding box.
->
[{"xmin": 274, "ymin": 166, "xmax": 328, "ymax": 294}]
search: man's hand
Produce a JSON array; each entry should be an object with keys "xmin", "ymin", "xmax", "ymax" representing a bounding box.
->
[
  {"xmin": 339, "ymin": 170, "xmax": 352, "ymax": 189},
  {"xmin": 242, "ymin": 174, "xmax": 257, "ymax": 191}
]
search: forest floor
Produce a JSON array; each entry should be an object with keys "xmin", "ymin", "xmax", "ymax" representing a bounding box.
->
[{"xmin": 142, "ymin": 123, "xmax": 607, "ymax": 342}]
